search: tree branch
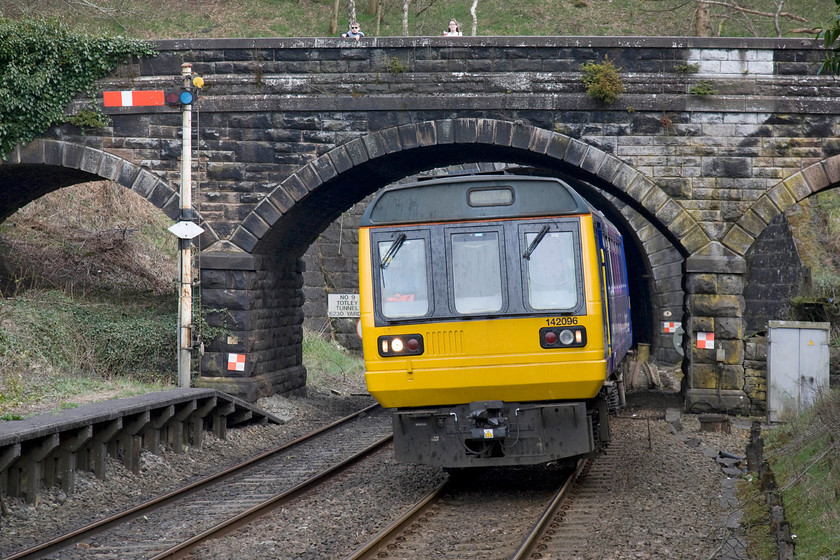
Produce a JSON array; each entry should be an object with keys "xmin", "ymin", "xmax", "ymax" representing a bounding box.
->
[
  {"xmin": 701, "ymin": 0, "xmax": 806, "ymax": 23},
  {"xmin": 67, "ymin": 0, "xmax": 126, "ymax": 31}
]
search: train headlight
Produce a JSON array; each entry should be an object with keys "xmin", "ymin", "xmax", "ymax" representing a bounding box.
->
[
  {"xmin": 539, "ymin": 326, "xmax": 586, "ymax": 349},
  {"xmin": 378, "ymin": 334, "xmax": 424, "ymax": 357},
  {"xmin": 559, "ymin": 329, "xmax": 575, "ymax": 345}
]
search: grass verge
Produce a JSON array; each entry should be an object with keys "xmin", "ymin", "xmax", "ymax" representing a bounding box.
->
[
  {"xmin": 302, "ymin": 328, "xmax": 365, "ymax": 393},
  {"xmin": 4, "ymin": 0, "xmax": 831, "ymax": 40},
  {"xmin": 0, "ymin": 290, "xmax": 177, "ymax": 417},
  {"xmin": 744, "ymin": 390, "xmax": 840, "ymax": 559}
]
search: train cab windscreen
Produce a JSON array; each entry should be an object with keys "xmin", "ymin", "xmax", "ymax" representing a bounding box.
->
[
  {"xmin": 377, "ymin": 236, "xmax": 429, "ymax": 318},
  {"xmin": 524, "ymin": 230, "xmax": 578, "ymax": 310},
  {"xmin": 451, "ymin": 231, "xmax": 503, "ymax": 314}
]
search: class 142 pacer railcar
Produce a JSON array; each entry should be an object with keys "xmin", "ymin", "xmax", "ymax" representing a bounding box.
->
[{"xmin": 358, "ymin": 174, "xmax": 632, "ymax": 468}]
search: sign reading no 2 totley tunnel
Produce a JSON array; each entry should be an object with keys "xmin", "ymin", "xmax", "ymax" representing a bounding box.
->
[{"xmin": 328, "ymin": 294, "xmax": 360, "ymax": 318}]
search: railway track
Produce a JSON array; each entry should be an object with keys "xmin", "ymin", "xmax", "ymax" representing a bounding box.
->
[
  {"xmin": 343, "ymin": 459, "xmax": 587, "ymax": 560},
  {"xmin": 3, "ymin": 403, "xmax": 390, "ymax": 560},
  {"xmin": 522, "ymin": 431, "xmax": 642, "ymax": 558}
]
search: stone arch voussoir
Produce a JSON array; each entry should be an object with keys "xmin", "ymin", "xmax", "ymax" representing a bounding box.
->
[
  {"xmin": 7, "ymin": 138, "xmax": 219, "ymax": 247},
  {"xmin": 723, "ymin": 155, "xmax": 840, "ymax": 257},
  {"xmin": 235, "ymin": 118, "xmax": 709, "ymax": 257}
]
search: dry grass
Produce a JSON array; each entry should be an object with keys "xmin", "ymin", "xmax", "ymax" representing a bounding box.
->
[
  {"xmin": 0, "ymin": 183, "xmax": 178, "ymax": 415},
  {"xmin": 0, "ymin": 181, "xmax": 177, "ymax": 298},
  {"xmin": 762, "ymin": 390, "xmax": 840, "ymax": 558}
]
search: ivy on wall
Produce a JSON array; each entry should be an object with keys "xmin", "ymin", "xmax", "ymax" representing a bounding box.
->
[
  {"xmin": 0, "ymin": 17, "xmax": 156, "ymax": 158},
  {"xmin": 819, "ymin": 0, "xmax": 840, "ymax": 74}
]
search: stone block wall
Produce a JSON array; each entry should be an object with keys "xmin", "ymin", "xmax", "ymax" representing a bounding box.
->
[
  {"xmin": 743, "ymin": 213, "xmax": 808, "ymax": 336},
  {"xmin": 197, "ymin": 253, "xmax": 307, "ymax": 401},
  {"xmin": 302, "ymin": 200, "xmax": 367, "ymax": 352},
  {"xmin": 744, "ymin": 334, "xmax": 769, "ymax": 413},
  {"xmin": 684, "ymin": 254, "xmax": 751, "ymax": 414}
]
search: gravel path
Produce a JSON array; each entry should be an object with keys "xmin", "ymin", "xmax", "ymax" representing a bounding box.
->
[{"xmin": 0, "ymin": 387, "xmax": 751, "ymax": 560}]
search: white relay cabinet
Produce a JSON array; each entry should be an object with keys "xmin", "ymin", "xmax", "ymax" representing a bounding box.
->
[{"xmin": 767, "ymin": 321, "xmax": 830, "ymax": 423}]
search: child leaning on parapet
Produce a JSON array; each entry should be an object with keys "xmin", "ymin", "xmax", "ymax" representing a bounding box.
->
[
  {"xmin": 444, "ymin": 19, "xmax": 462, "ymax": 36},
  {"xmin": 341, "ymin": 21, "xmax": 365, "ymax": 41}
]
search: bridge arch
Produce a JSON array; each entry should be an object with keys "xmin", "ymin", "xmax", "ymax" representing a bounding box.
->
[
  {"xmin": 1, "ymin": 139, "xmax": 219, "ymax": 246},
  {"xmin": 723, "ymin": 155, "xmax": 840, "ymax": 256},
  {"xmin": 231, "ymin": 118, "xmax": 710, "ymax": 259},
  {"xmin": 198, "ymin": 119, "xmax": 716, "ymax": 398}
]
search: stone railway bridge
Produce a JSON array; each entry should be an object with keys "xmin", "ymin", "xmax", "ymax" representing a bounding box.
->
[{"xmin": 1, "ymin": 35, "xmax": 836, "ymax": 413}]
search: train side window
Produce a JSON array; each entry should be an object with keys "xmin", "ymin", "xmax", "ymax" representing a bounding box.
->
[
  {"xmin": 450, "ymin": 231, "xmax": 503, "ymax": 314},
  {"xmin": 377, "ymin": 237, "xmax": 430, "ymax": 318},
  {"xmin": 524, "ymin": 229, "xmax": 578, "ymax": 310}
]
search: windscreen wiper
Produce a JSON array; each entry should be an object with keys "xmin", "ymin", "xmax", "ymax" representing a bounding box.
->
[
  {"xmin": 522, "ymin": 225, "xmax": 550, "ymax": 260},
  {"xmin": 380, "ymin": 233, "xmax": 406, "ymax": 269}
]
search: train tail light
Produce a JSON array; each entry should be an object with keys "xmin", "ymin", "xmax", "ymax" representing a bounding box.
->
[
  {"xmin": 378, "ymin": 334, "xmax": 424, "ymax": 357},
  {"xmin": 540, "ymin": 326, "xmax": 586, "ymax": 348}
]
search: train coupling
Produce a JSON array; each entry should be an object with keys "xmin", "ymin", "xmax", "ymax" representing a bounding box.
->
[
  {"xmin": 467, "ymin": 400, "xmax": 509, "ymax": 440},
  {"xmin": 391, "ymin": 400, "xmax": 595, "ymax": 467}
]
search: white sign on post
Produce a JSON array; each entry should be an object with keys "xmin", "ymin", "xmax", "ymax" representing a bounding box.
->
[{"xmin": 328, "ymin": 294, "xmax": 360, "ymax": 317}]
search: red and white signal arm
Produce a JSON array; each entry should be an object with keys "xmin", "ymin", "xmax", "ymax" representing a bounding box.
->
[{"xmin": 103, "ymin": 90, "xmax": 165, "ymax": 107}]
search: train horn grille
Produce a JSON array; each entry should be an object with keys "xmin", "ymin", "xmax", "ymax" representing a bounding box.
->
[{"xmin": 423, "ymin": 329, "xmax": 465, "ymax": 356}]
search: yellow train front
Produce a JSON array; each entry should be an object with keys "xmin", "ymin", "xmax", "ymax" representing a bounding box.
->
[{"xmin": 358, "ymin": 174, "xmax": 631, "ymax": 467}]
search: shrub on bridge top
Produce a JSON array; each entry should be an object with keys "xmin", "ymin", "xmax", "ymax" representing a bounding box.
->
[
  {"xmin": 0, "ymin": 16, "xmax": 156, "ymax": 158},
  {"xmin": 580, "ymin": 56, "xmax": 625, "ymax": 105}
]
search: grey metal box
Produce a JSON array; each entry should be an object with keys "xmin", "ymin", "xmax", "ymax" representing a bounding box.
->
[{"xmin": 767, "ymin": 320, "xmax": 830, "ymax": 422}]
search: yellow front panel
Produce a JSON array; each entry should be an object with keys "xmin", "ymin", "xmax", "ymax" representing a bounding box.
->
[
  {"xmin": 363, "ymin": 317, "xmax": 606, "ymax": 408},
  {"xmin": 359, "ymin": 218, "xmax": 608, "ymax": 409}
]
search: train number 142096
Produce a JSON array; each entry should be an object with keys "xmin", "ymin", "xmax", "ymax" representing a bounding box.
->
[{"xmin": 545, "ymin": 316, "xmax": 579, "ymax": 326}]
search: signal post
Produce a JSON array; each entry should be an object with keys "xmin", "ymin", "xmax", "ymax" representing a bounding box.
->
[{"xmin": 107, "ymin": 63, "xmax": 204, "ymax": 388}]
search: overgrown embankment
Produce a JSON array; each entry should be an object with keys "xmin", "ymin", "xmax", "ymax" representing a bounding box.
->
[
  {"xmin": 0, "ymin": 182, "xmax": 179, "ymax": 417},
  {"xmin": 786, "ymin": 189, "xmax": 840, "ymax": 366},
  {"xmin": 739, "ymin": 391, "xmax": 840, "ymax": 559}
]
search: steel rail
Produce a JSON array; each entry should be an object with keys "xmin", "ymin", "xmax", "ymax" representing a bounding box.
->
[
  {"xmin": 341, "ymin": 477, "xmax": 451, "ymax": 560},
  {"xmin": 150, "ymin": 432, "xmax": 393, "ymax": 560},
  {"xmin": 509, "ymin": 458, "xmax": 588, "ymax": 560},
  {"xmin": 3, "ymin": 403, "xmax": 380, "ymax": 560},
  {"xmin": 342, "ymin": 458, "xmax": 585, "ymax": 560}
]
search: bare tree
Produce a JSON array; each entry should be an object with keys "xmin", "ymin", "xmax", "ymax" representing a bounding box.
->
[
  {"xmin": 652, "ymin": 0, "xmax": 817, "ymax": 38},
  {"xmin": 698, "ymin": 0, "xmax": 807, "ymax": 37},
  {"xmin": 330, "ymin": 0, "xmax": 340, "ymax": 34},
  {"xmin": 470, "ymin": 0, "xmax": 479, "ymax": 36},
  {"xmin": 411, "ymin": 0, "xmax": 442, "ymax": 34},
  {"xmin": 402, "ymin": 0, "xmax": 410, "ymax": 35},
  {"xmin": 375, "ymin": 0, "xmax": 384, "ymax": 35},
  {"xmin": 695, "ymin": 1, "xmax": 711, "ymax": 36},
  {"xmin": 348, "ymin": 0, "xmax": 357, "ymax": 26},
  {"xmin": 2, "ymin": 0, "xmax": 130, "ymax": 31}
]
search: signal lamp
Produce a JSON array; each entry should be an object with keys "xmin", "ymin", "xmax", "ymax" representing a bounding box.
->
[
  {"xmin": 378, "ymin": 334, "xmax": 424, "ymax": 357},
  {"xmin": 165, "ymin": 87, "xmax": 195, "ymax": 106},
  {"xmin": 559, "ymin": 329, "xmax": 575, "ymax": 345},
  {"xmin": 540, "ymin": 326, "xmax": 586, "ymax": 349}
]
